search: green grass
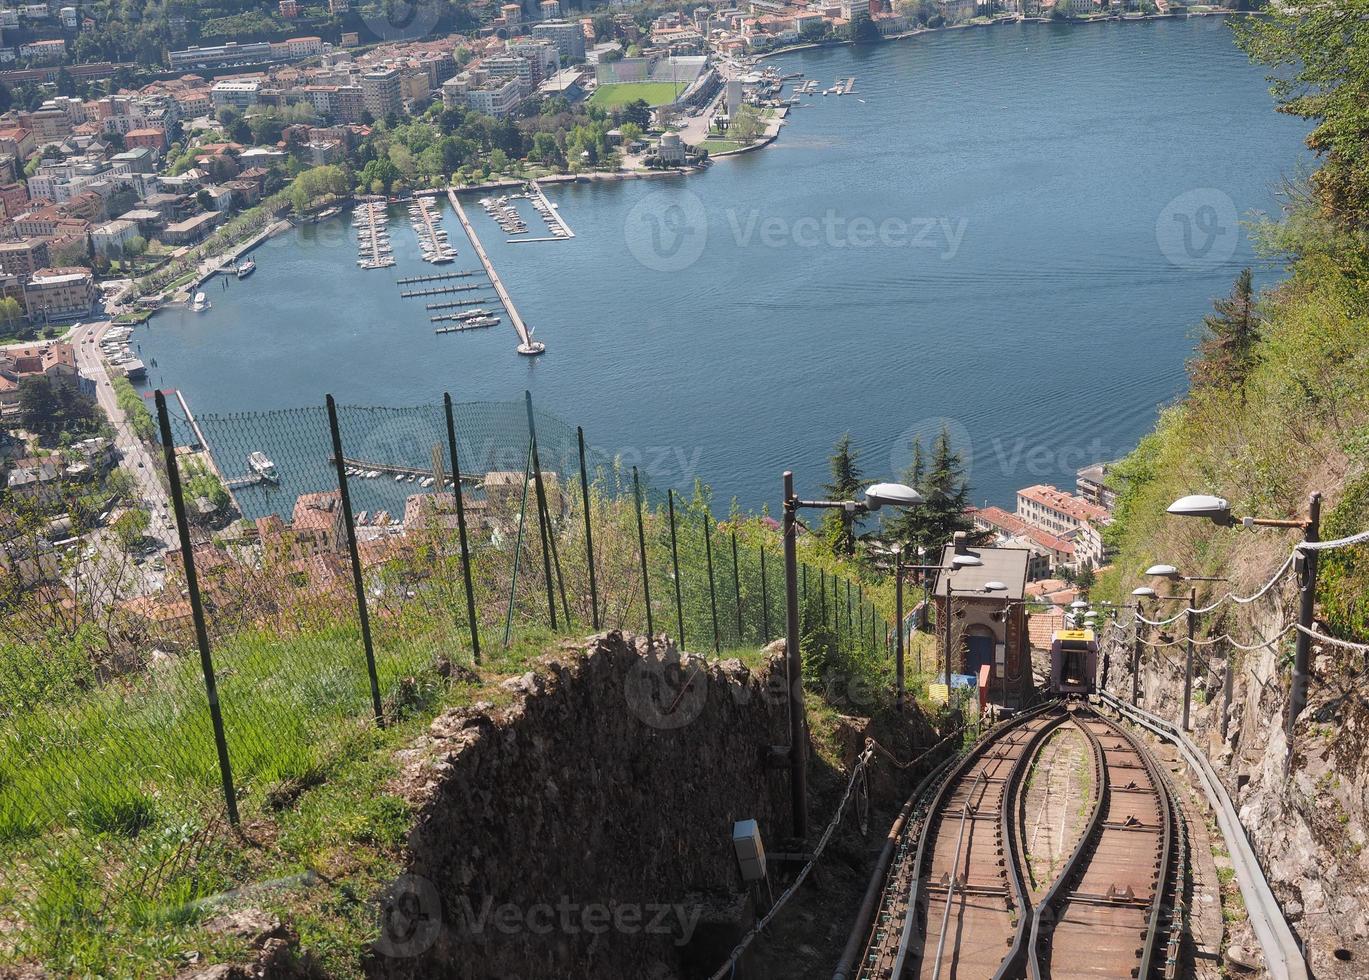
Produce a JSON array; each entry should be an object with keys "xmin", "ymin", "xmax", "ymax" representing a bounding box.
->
[
  {"xmin": 588, "ymin": 81, "xmax": 686, "ymax": 108},
  {"xmin": 700, "ymin": 139, "xmax": 746, "ymax": 155}
]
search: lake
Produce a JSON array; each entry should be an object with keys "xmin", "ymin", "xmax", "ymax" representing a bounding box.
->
[{"xmin": 135, "ymin": 17, "xmax": 1310, "ymax": 515}]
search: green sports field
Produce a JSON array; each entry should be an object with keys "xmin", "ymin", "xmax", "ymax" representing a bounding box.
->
[{"xmin": 588, "ymin": 81, "xmax": 685, "ymax": 108}]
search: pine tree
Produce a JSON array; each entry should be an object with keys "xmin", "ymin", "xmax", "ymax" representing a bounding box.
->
[
  {"xmin": 921, "ymin": 426, "xmax": 974, "ymax": 547},
  {"xmin": 884, "ymin": 436, "xmax": 926, "ymax": 550},
  {"xmin": 822, "ymin": 434, "xmax": 869, "ymax": 556},
  {"xmin": 1189, "ymin": 268, "xmax": 1260, "ymax": 390}
]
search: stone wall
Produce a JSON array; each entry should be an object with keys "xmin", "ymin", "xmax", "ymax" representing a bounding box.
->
[{"xmin": 366, "ymin": 632, "xmax": 794, "ymax": 980}]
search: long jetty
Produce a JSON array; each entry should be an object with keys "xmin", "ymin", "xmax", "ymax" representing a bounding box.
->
[
  {"xmin": 396, "ymin": 270, "xmax": 480, "ymax": 285},
  {"xmin": 175, "ymin": 389, "xmax": 244, "ymax": 510},
  {"xmin": 447, "ymin": 188, "xmax": 543, "ymax": 355},
  {"xmin": 328, "ymin": 454, "xmax": 479, "ymax": 484},
  {"xmin": 400, "ymin": 283, "xmax": 484, "ymax": 298}
]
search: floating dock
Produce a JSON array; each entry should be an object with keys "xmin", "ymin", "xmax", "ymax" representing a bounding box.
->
[
  {"xmin": 400, "ymin": 283, "xmax": 484, "ymax": 298},
  {"xmin": 396, "ymin": 271, "xmax": 480, "ymax": 285},
  {"xmin": 329, "ymin": 454, "xmax": 478, "ymax": 484},
  {"xmin": 529, "ymin": 181, "xmax": 575, "ymax": 238},
  {"xmin": 447, "ymin": 188, "xmax": 544, "ymax": 356},
  {"xmin": 426, "ymin": 297, "xmax": 495, "ymax": 310}
]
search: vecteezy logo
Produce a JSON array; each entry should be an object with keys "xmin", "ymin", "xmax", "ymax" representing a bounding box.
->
[
  {"xmin": 1156, "ymin": 188, "xmax": 1239, "ymax": 271},
  {"xmin": 360, "ymin": 0, "xmax": 442, "ymax": 43},
  {"xmin": 625, "ymin": 648, "xmax": 709, "ymax": 729},
  {"xmin": 374, "ymin": 874, "xmax": 442, "ymax": 958},
  {"xmin": 624, "ymin": 189, "xmax": 708, "ymax": 272}
]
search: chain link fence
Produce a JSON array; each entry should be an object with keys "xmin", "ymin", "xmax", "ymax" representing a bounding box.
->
[{"xmin": 0, "ymin": 390, "xmax": 890, "ymax": 955}]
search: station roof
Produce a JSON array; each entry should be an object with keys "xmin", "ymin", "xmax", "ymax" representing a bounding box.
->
[{"xmin": 933, "ymin": 544, "xmax": 1030, "ymax": 600}]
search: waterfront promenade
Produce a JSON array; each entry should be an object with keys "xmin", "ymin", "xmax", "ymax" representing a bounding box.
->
[{"xmin": 446, "ymin": 188, "xmax": 543, "ymax": 355}]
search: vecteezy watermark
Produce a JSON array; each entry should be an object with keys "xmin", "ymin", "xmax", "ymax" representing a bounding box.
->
[
  {"xmin": 625, "ymin": 189, "xmax": 710, "ymax": 273},
  {"xmin": 452, "ymin": 896, "xmax": 701, "ymax": 946},
  {"xmin": 360, "ymin": 0, "xmax": 442, "ymax": 43},
  {"xmin": 1156, "ymin": 188, "xmax": 1240, "ymax": 271},
  {"xmin": 625, "ymin": 647, "xmax": 710, "ymax": 729},
  {"xmin": 624, "ymin": 188, "xmax": 970, "ymax": 271},
  {"xmin": 374, "ymin": 874, "xmax": 443, "ymax": 958},
  {"xmin": 726, "ymin": 210, "xmax": 967, "ymax": 258}
]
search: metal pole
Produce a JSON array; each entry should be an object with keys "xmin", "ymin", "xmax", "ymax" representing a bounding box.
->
[
  {"xmin": 782, "ymin": 472, "xmax": 807, "ymax": 840},
  {"xmin": 703, "ymin": 510, "xmax": 719, "ymax": 653},
  {"xmin": 525, "ymin": 394, "xmax": 569, "ymax": 625},
  {"xmin": 943, "ymin": 586, "xmax": 954, "ymax": 690},
  {"xmin": 443, "ymin": 393, "xmax": 480, "ymax": 663},
  {"xmin": 502, "ymin": 438, "xmax": 533, "ymax": 648},
  {"xmin": 1132, "ymin": 601, "xmax": 1142, "ymax": 705},
  {"xmin": 668, "ymin": 489, "xmax": 685, "ymax": 650},
  {"xmin": 760, "ymin": 545, "xmax": 770, "ymax": 642},
  {"xmin": 1288, "ymin": 491, "xmax": 1321, "ymax": 737},
  {"xmin": 846, "ymin": 579, "xmax": 852, "ymax": 650},
  {"xmin": 731, "ymin": 531, "xmax": 743, "ymax": 644},
  {"xmin": 156, "ymin": 391, "xmax": 238, "ymax": 825},
  {"xmin": 820, "ymin": 568, "xmax": 827, "ymax": 627},
  {"xmin": 326, "ymin": 394, "xmax": 385, "ymax": 729},
  {"xmin": 632, "ymin": 466, "xmax": 653, "ymax": 643},
  {"xmin": 1221, "ymin": 655, "xmax": 1234, "ymax": 742},
  {"xmin": 577, "ymin": 426, "xmax": 599, "ymax": 630},
  {"xmin": 802, "ymin": 563, "xmax": 808, "ymax": 633},
  {"xmin": 895, "ymin": 548, "xmax": 904, "ymax": 710},
  {"xmin": 1183, "ymin": 585, "xmax": 1195, "ymax": 731}
]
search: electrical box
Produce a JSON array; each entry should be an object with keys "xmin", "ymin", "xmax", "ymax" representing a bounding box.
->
[{"xmin": 732, "ymin": 819, "xmax": 767, "ymax": 883}]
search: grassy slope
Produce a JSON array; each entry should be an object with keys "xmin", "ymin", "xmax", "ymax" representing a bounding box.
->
[{"xmin": 1097, "ymin": 246, "xmax": 1369, "ymax": 642}]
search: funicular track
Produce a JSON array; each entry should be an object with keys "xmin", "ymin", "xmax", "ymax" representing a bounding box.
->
[{"xmin": 851, "ymin": 701, "xmax": 1185, "ymax": 979}]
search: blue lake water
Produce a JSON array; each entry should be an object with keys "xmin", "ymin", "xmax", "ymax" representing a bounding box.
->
[{"xmin": 135, "ymin": 17, "xmax": 1310, "ymax": 514}]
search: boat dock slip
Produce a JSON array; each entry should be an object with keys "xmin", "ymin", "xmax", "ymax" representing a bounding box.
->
[
  {"xmin": 426, "ymin": 297, "xmax": 495, "ymax": 310},
  {"xmin": 508, "ymin": 237, "xmax": 567, "ymax": 244},
  {"xmin": 529, "ymin": 182, "xmax": 575, "ymax": 238},
  {"xmin": 400, "ymin": 283, "xmax": 484, "ymax": 298},
  {"xmin": 395, "ymin": 271, "xmax": 480, "ymax": 285},
  {"xmin": 447, "ymin": 188, "xmax": 545, "ymax": 355},
  {"xmin": 329, "ymin": 454, "xmax": 479, "ymax": 483}
]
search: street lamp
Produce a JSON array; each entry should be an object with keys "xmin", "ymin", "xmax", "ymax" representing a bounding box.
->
[
  {"xmin": 1139, "ymin": 563, "xmax": 1226, "ymax": 731},
  {"xmin": 1167, "ymin": 491, "xmax": 1321, "ymax": 736},
  {"xmin": 783, "ymin": 471, "xmax": 923, "ymax": 840}
]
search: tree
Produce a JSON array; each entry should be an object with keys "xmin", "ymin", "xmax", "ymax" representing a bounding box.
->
[
  {"xmin": 620, "ymin": 98, "xmax": 651, "ymax": 130},
  {"xmin": 18, "ymin": 376, "xmax": 99, "ymax": 439},
  {"xmin": 1189, "ymin": 268, "xmax": 1260, "ymax": 391},
  {"xmin": 848, "ymin": 11, "xmax": 882, "ymax": 43},
  {"xmin": 0, "ymin": 297, "xmax": 23, "ymax": 334},
  {"xmin": 729, "ymin": 104, "xmax": 764, "ymax": 143},
  {"xmin": 822, "ymin": 434, "xmax": 870, "ymax": 556},
  {"xmin": 124, "ymin": 235, "xmax": 147, "ymax": 259},
  {"xmin": 112, "ymin": 508, "xmax": 150, "ymax": 553},
  {"xmin": 921, "ymin": 427, "xmax": 974, "ymax": 546},
  {"xmin": 884, "ymin": 436, "xmax": 926, "ymax": 549},
  {"xmin": 800, "ymin": 18, "xmax": 828, "ymax": 42}
]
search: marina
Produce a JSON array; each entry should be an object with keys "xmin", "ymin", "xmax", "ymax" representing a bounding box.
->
[
  {"xmin": 448, "ymin": 187, "xmax": 544, "ymax": 356},
  {"xmin": 528, "ymin": 181, "xmax": 575, "ymax": 239},
  {"xmin": 328, "ymin": 454, "xmax": 478, "ymax": 484},
  {"xmin": 354, "ymin": 200, "xmax": 395, "ymax": 270},
  {"xmin": 408, "ymin": 196, "xmax": 458, "ymax": 264},
  {"xmin": 480, "ymin": 194, "xmax": 528, "ymax": 235}
]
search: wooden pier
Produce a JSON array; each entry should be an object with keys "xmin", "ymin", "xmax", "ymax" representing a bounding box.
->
[
  {"xmin": 328, "ymin": 454, "xmax": 478, "ymax": 484},
  {"xmin": 400, "ymin": 283, "xmax": 484, "ymax": 298},
  {"xmin": 175, "ymin": 389, "xmax": 244, "ymax": 511},
  {"xmin": 426, "ymin": 297, "xmax": 495, "ymax": 310},
  {"xmin": 447, "ymin": 188, "xmax": 544, "ymax": 355},
  {"xmin": 396, "ymin": 271, "xmax": 480, "ymax": 285}
]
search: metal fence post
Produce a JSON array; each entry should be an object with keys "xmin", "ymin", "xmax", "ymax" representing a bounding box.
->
[
  {"xmin": 524, "ymin": 393, "xmax": 568, "ymax": 626},
  {"xmin": 577, "ymin": 426, "xmax": 599, "ymax": 630},
  {"xmin": 820, "ymin": 569, "xmax": 827, "ymax": 627},
  {"xmin": 156, "ymin": 391, "xmax": 238, "ymax": 825},
  {"xmin": 668, "ymin": 489, "xmax": 685, "ymax": 649},
  {"xmin": 846, "ymin": 579, "xmax": 853, "ymax": 649},
  {"xmin": 703, "ymin": 510, "xmax": 719, "ymax": 652},
  {"xmin": 326, "ymin": 395, "xmax": 385, "ymax": 729},
  {"xmin": 443, "ymin": 393, "xmax": 480, "ymax": 663},
  {"xmin": 760, "ymin": 545, "xmax": 770, "ymax": 643},
  {"xmin": 632, "ymin": 466, "xmax": 653, "ymax": 643},
  {"xmin": 731, "ymin": 531, "xmax": 743, "ymax": 644},
  {"xmin": 503, "ymin": 438, "xmax": 534, "ymax": 648}
]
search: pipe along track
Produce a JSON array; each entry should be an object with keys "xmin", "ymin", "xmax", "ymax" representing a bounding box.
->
[{"xmin": 852, "ymin": 702, "xmax": 1184, "ymax": 979}]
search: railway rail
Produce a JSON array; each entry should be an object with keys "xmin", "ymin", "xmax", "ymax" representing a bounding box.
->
[{"xmin": 853, "ymin": 700, "xmax": 1186, "ymax": 979}]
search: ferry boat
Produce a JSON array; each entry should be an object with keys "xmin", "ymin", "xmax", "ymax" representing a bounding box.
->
[
  {"xmin": 247, "ymin": 451, "xmax": 278, "ymax": 482},
  {"xmin": 236, "ymin": 258, "xmax": 256, "ymax": 279},
  {"xmin": 191, "ymin": 291, "xmax": 211, "ymax": 312}
]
